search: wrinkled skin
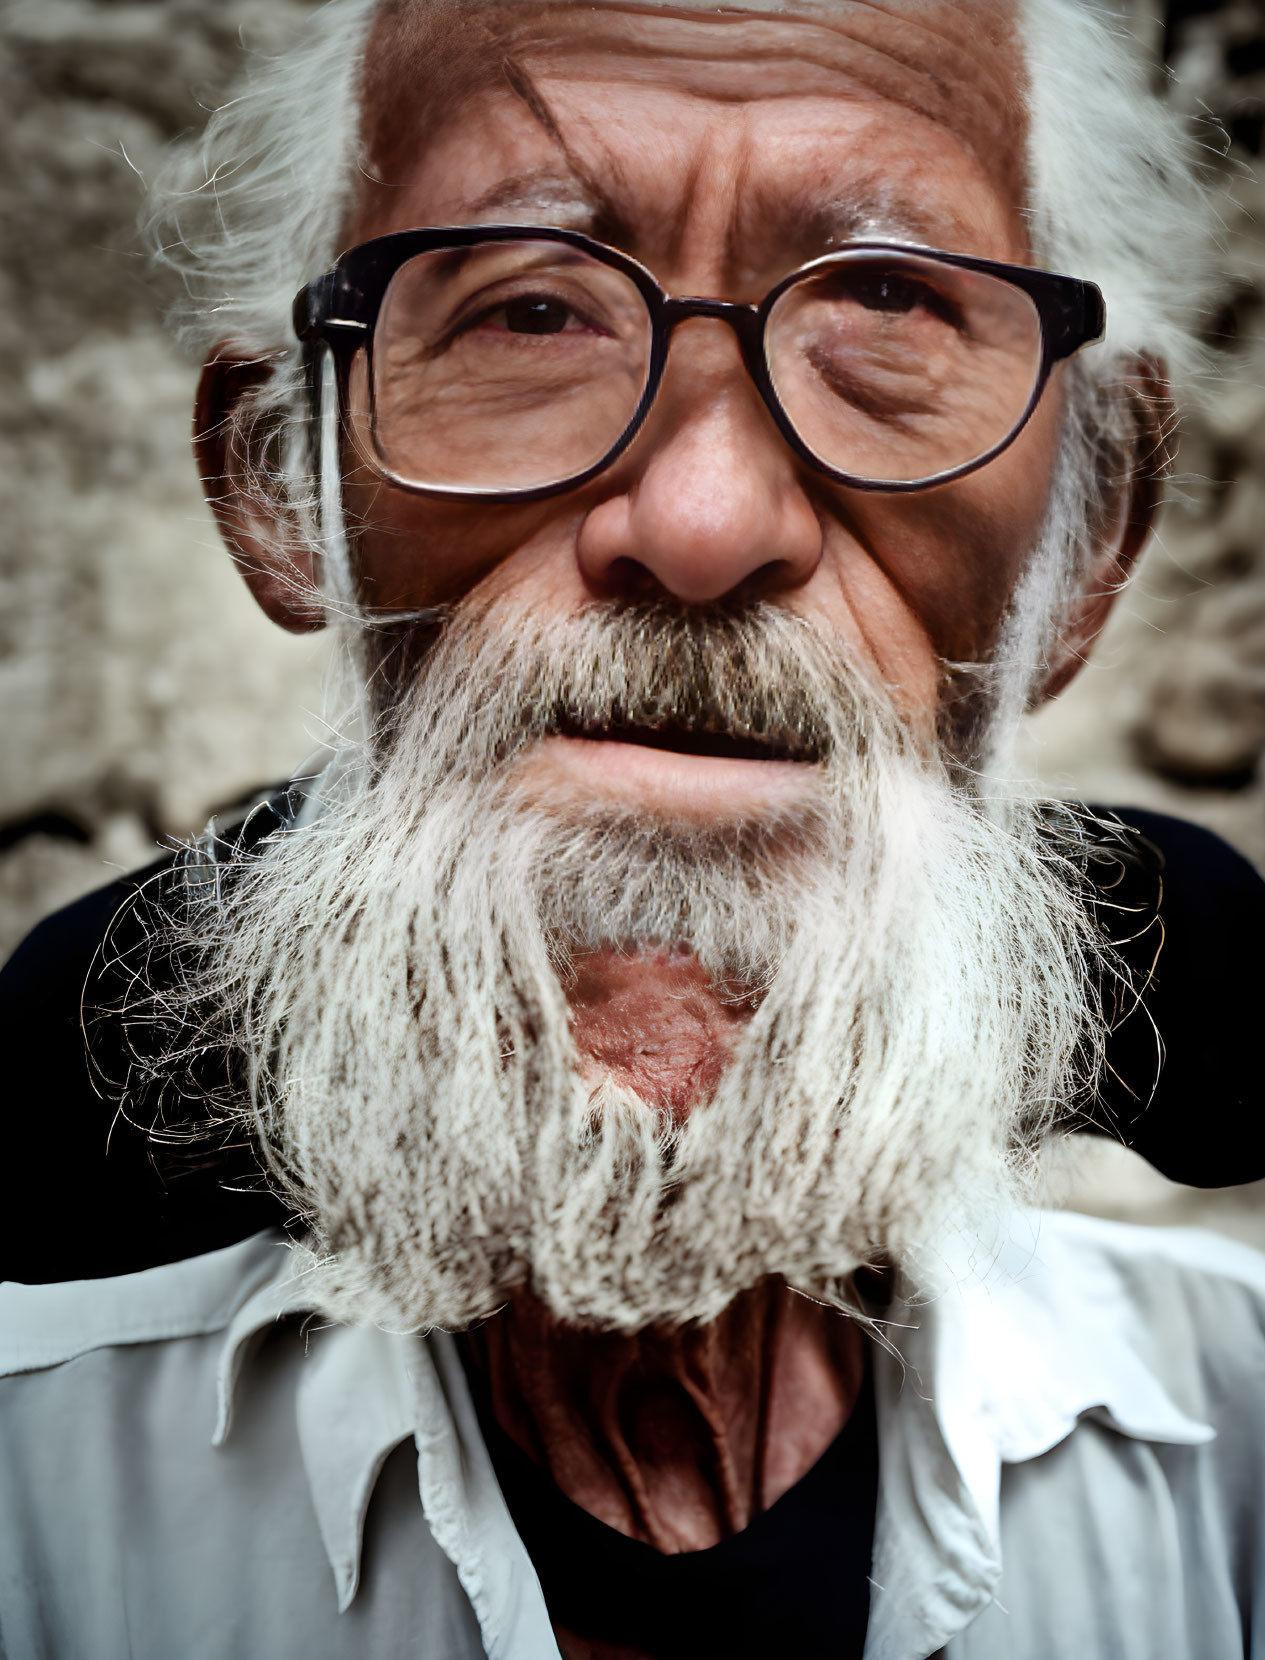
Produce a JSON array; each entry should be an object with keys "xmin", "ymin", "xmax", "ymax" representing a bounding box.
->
[{"xmin": 197, "ymin": 1, "xmax": 1159, "ymax": 1638}]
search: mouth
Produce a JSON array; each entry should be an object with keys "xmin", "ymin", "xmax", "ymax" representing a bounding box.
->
[{"xmin": 554, "ymin": 717, "xmax": 823, "ymax": 766}]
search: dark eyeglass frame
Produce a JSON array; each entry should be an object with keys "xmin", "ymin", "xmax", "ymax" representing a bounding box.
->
[{"xmin": 292, "ymin": 224, "xmax": 1106, "ymax": 502}]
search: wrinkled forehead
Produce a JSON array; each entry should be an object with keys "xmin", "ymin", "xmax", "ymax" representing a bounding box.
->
[{"xmin": 357, "ymin": 0, "xmax": 1031, "ymax": 259}]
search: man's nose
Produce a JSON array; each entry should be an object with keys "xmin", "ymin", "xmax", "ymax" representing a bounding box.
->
[{"xmin": 575, "ymin": 326, "xmax": 823, "ymax": 604}]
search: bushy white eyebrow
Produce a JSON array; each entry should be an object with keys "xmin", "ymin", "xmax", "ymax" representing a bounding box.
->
[
  {"xmin": 457, "ymin": 171, "xmax": 600, "ymax": 229},
  {"xmin": 451, "ymin": 164, "xmax": 964, "ymax": 270},
  {"xmin": 147, "ymin": 0, "xmax": 1216, "ymax": 386}
]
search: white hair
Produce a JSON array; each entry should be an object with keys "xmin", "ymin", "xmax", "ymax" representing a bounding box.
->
[
  {"xmin": 159, "ymin": 598, "xmax": 1109, "ymax": 1332},
  {"xmin": 147, "ymin": 0, "xmax": 1215, "ymax": 378}
]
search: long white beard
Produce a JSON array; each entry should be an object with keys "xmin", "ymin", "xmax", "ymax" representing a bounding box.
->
[{"xmin": 180, "ymin": 597, "xmax": 1105, "ymax": 1333}]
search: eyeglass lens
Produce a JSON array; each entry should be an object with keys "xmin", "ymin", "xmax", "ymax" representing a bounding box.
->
[{"xmin": 352, "ymin": 239, "xmax": 1045, "ymax": 493}]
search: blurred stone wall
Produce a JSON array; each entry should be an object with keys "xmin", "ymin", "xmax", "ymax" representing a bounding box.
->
[
  {"xmin": 1022, "ymin": 0, "xmax": 1265, "ymax": 871},
  {"xmin": 0, "ymin": 1, "xmax": 1261, "ymax": 1234},
  {"xmin": 0, "ymin": 0, "xmax": 328, "ymax": 952},
  {"xmin": 1018, "ymin": 0, "xmax": 1265, "ymax": 1239}
]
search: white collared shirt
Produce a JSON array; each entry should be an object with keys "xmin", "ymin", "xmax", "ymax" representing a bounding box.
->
[{"xmin": 2, "ymin": 1211, "xmax": 1262, "ymax": 1660}]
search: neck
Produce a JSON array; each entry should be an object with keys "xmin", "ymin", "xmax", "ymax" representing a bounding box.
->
[
  {"xmin": 465, "ymin": 943, "xmax": 866, "ymax": 1553},
  {"xmin": 465, "ymin": 1278, "xmax": 866, "ymax": 1553}
]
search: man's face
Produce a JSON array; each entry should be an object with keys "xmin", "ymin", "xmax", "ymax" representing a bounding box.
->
[
  {"xmin": 177, "ymin": 0, "xmax": 1110, "ymax": 1333},
  {"xmin": 343, "ymin": 0, "xmax": 1062, "ymax": 822}
]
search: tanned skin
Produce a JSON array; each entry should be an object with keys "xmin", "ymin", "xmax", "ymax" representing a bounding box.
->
[{"xmin": 197, "ymin": 4, "xmax": 1164, "ymax": 1651}]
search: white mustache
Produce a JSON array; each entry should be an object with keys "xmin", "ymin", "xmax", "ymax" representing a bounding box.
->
[{"xmin": 369, "ymin": 598, "xmax": 869, "ymax": 783}]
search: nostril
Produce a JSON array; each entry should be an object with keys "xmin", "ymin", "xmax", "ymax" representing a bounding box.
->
[
  {"xmin": 736, "ymin": 556, "xmax": 807, "ymax": 600},
  {"xmin": 590, "ymin": 554, "xmax": 805, "ymax": 608},
  {"xmin": 587, "ymin": 554, "xmax": 669, "ymax": 601}
]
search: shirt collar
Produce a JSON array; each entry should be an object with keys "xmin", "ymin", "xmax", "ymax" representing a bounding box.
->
[
  {"xmin": 950, "ymin": 1210, "xmax": 1215, "ymax": 1461},
  {"xmin": 212, "ymin": 1246, "xmax": 415, "ymax": 1614},
  {"xmin": 864, "ymin": 1208, "xmax": 1215, "ymax": 1660},
  {"xmin": 212, "ymin": 1243, "xmax": 555, "ymax": 1653},
  {"xmin": 214, "ymin": 1211, "xmax": 1216, "ymax": 1650}
]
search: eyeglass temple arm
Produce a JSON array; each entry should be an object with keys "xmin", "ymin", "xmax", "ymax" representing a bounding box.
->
[
  {"xmin": 1045, "ymin": 279, "xmax": 1107, "ymax": 362},
  {"xmin": 292, "ymin": 271, "xmax": 369, "ymax": 491},
  {"xmin": 293, "ymin": 272, "xmax": 371, "ymax": 343},
  {"xmin": 292, "ymin": 274, "xmax": 367, "ymax": 478}
]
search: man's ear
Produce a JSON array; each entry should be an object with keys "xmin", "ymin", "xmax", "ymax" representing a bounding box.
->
[
  {"xmin": 194, "ymin": 345, "xmax": 326, "ymax": 633},
  {"xmin": 1034, "ymin": 358, "xmax": 1174, "ymax": 704}
]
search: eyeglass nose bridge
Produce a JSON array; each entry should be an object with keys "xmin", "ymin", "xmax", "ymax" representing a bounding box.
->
[
  {"xmin": 659, "ymin": 294, "xmax": 766, "ymax": 359},
  {"xmin": 652, "ymin": 294, "xmax": 777, "ymax": 430}
]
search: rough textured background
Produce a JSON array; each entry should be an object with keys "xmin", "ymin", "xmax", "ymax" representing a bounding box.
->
[
  {"xmin": 1, "ymin": 0, "xmax": 1261, "ymax": 1234},
  {"xmin": 1019, "ymin": 0, "xmax": 1265, "ymax": 865},
  {"xmin": 0, "ymin": 0, "xmax": 327, "ymax": 947}
]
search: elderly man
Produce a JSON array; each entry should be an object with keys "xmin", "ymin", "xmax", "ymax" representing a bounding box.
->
[{"xmin": 2, "ymin": 1, "xmax": 1264, "ymax": 1656}]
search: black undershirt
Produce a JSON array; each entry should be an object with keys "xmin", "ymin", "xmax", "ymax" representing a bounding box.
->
[{"xmin": 463, "ymin": 1346, "xmax": 878, "ymax": 1660}]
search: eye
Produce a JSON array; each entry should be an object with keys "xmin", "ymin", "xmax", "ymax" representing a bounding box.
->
[
  {"xmin": 840, "ymin": 267, "xmax": 965, "ymax": 331},
  {"xmin": 852, "ymin": 271, "xmax": 929, "ymax": 314},
  {"xmin": 494, "ymin": 295, "xmax": 576, "ymax": 335}
]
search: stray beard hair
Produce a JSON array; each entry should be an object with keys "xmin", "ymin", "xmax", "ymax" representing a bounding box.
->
[{"xmin": 156, "ymin": 593, "xmax": 1111, "ymax": 1334}]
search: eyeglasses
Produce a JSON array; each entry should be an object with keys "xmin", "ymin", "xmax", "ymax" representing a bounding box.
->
[{"xmin": 293, "ymin": 226, "xmax": 1105, "ymax": 501}]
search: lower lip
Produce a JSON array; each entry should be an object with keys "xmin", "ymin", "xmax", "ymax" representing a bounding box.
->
[{"xmin": 516, "ymin": 735, "xmax": 822, "ymax": 821}]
